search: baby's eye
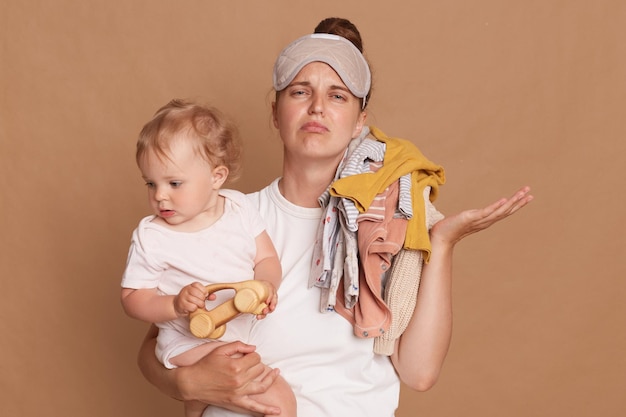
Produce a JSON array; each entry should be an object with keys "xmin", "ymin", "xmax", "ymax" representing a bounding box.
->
[
  {"xmin": 145, "ymin": 182, "xmax": 155, "ymax": 188},
  {"xmin": 170, "ymin": 181, "xmax": 182, "ymax": 188}
]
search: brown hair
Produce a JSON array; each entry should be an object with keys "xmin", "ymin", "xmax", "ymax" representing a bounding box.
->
[
  {"xmin": 136, "ymin": 99, "xmax": 242, "ymax": 181},
  {"xmin": 313, "ymin": 17, "xmax": 372, "ymax": 108},
  {"xmin": 314, "ymin": 17, "xmax": 364, "ymax": 52}
]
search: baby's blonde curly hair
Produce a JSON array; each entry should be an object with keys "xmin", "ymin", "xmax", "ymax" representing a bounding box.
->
[{"xmin": 136, "ymin": 99, "xmax": 242, "ymax": 181}]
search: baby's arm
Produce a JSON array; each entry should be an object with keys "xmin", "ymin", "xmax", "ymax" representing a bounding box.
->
[
  {"xmin": 252, "ymin": 230, "xmax": 282, "ymax": 316},
  {"xmin": 121, "ymin": 283, "xmax": 207, "ymax": 323}
]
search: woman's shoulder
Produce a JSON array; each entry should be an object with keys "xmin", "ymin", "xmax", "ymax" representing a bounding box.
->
[{"xmin": 243, "ymin": 179, "xmax": 280, "ymax": 210}]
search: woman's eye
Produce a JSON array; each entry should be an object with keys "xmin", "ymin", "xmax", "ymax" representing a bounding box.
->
[{"xmin": 289, "ymin": 87, "xmax": 310, "ymax": 97}]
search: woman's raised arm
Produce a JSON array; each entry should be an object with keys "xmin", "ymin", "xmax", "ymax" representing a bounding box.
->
[{"xmin": 392, "ymin": 186, "xmax": 533, "ymax": 391}]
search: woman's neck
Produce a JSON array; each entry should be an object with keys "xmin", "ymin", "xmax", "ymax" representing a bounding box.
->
[{"xmin": 280, "ymin": 161, "xmax": 338, "ymax": 208}]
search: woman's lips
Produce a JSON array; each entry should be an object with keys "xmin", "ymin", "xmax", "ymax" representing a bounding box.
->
[{"xmin": 301, "ymin": 122, "xmax": 328, "ymax": 133}]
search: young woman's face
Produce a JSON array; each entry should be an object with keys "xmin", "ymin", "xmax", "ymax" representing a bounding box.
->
[
  {"xmin": 138, "ymin": 138, "xmax": 225, "ymax": 231},
  {"xmin": 272, "ymin": 61, "xmax": 366, "ymax": 166}
]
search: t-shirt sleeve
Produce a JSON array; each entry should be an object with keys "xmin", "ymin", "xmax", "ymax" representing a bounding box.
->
[
  {"xmin": 245, "ymin": 199, "xmax": 267, "ymax": 238},
  {"xmin": 120, "ymin": 223, "xmax": 164, "ymax": 289}
]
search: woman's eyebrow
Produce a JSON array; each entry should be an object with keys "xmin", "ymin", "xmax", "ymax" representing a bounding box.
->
[
  {"xmin": 287, "ymin": 80, "xmax": 311, "ymax": 88},
  {"xmin": 330, "ymin": 84, "xmax": 351, "ymax": 93}
]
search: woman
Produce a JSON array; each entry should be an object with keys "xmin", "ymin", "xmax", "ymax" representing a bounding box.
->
[{"xmin": 137, "ymin": 18, "xmax": 533, "ymax": 416}]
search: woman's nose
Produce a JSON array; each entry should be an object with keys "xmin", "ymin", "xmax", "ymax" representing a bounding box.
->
[{"xmin": 308, "ymin": 94, "xmax": 324, "ymax": 115}]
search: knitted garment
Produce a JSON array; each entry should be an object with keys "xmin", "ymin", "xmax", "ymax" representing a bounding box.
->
[{"xmin": 373, "ymin": 187, "xmax": 445, "ymax": 355}]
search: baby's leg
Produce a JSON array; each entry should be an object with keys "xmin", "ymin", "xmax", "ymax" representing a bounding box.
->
[
  {"xmin": 170, "ymin": 342, "xmax": 296, "ymax": 417},
  {"xmin": 168, "ymin": 340, "xmax": 223, "ymax": 368},
  {"xmin": 183, "ymin": 400, "xmax": 208, "ymax": 417},
  {"xmin": 170, "ymin": 342, "xmax": 225, "ymax": 417},
  {"xmin": 252, "ymin": 368, "xmax": 297, "ymax": 417}
]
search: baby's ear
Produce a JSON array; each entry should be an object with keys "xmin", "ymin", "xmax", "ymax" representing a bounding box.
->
[{"xmin": 212, "ymin": 166, "xmax": 229, "ymax": 188}]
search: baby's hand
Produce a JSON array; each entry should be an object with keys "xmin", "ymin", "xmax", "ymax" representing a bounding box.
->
[
  {"xmin": 174, "ymin": 282, "xmax": 207, "ymax": 317},
  {"xmin": 256, "ymin": 281, "xmax": 278, "ymax": 320}
]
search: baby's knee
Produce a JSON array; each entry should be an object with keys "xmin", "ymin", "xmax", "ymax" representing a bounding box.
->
[{"xmin": 263, "ymin": 374, "xmax": 297, "ymax": 417}]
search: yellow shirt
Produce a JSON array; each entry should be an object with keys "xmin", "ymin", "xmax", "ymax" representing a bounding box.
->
[{"xmin": 330, "ymin": 126, "xmax": 445, "ymax": 261}]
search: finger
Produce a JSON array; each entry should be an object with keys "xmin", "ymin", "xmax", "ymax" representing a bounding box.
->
[
  {"xmin": 484, "ymin": 186, "xmax": 533, "ymax": 217},
  {"xmin": 235, "ymin": 350, "xmax": 270, "ymax": 382},
  {"xmin": 178, "ymin": 293, "xmax": 202, "ymax": 309},
  {"xmin": 509, "ymin": 187, "xmax": 534, "ymax": 211},
  {"xmin": 494, "ymin": 187, "xmax": 534, "ymax": 218},
  {"xmin": 244, "ymin": 367, "xmax": 280, "ymax": 396},
  {"xmin": 189, "ymin": 283, "xmax": 208, "ymax": 298},
  {"xmin": 213, "ymin": 341, "xmax": 258, "ymax": 357},
  {"xmin": 506, "ymin": 186, "xmax": 532, "ymax": 207},
  {"xmin": 237, "ymin": 396, "xmax": 281, "ymax": 416},
  {"xmin": 211, "ymin": 343, "xmax": 267, "ymax": 383},
  {"xmin": 235, "ymin": 369, "xmax": 282, "ymax": 415}
]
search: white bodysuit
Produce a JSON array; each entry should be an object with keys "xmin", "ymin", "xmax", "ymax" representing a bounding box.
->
[{"xmin": 122, "ymin": 189, "xmax": 263, "ymax": 369}]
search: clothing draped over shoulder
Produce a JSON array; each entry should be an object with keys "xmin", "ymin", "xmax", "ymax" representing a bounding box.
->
[{"xmin": 308, "ymin": 126, "xmax": 445, "ymax": 355}]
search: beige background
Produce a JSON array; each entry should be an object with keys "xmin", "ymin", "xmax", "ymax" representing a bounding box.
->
[{"xmin": 1, "ymin": 1, "xmax": 625, "ymax": 416}]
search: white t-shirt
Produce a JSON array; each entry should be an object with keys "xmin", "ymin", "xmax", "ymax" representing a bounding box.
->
[
  {"xmin": 202, "ymin": 179, "xmax": 400, "ymax": 417},
  {"xmin": 122, "ymin": 189, "xmax": 263, "ymax": 368}
]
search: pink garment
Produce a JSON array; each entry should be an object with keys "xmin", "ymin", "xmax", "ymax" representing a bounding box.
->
[{"xmin": 335, "ymin": 180, "xmax": 407, "ymax": 338}]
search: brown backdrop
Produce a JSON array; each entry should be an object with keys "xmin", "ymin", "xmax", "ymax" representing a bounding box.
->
[{"xmin": 1, "ymin": 1, "xmax": 625, "ymax": 416}]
